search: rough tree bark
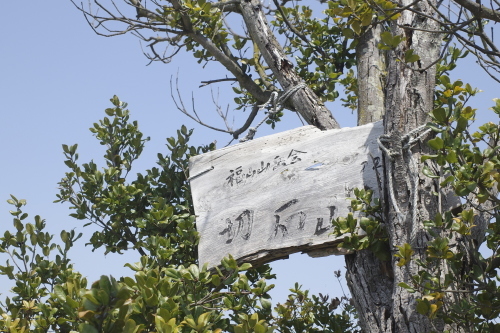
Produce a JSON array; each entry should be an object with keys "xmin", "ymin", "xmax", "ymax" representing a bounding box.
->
[
  {"xmin": 356, "ymin": 25, "xmax": 386, "ymax": 126},
  {"xmin": 383, "ymin": 0, "xmax": 444, "ymax": 329},
  {"xmin": 345, "ymin": 24, "xmax": 395, "ymax": 331},
  {"xmin": 345, "ymin": 0, "xmax": 454, "ymax": 330}
]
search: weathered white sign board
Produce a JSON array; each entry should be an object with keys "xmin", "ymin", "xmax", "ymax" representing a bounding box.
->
[{"xmin": 189, "ymin": 121, "xmax": 384, "ymax": 268}]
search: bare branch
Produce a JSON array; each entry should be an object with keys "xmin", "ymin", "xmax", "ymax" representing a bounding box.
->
[
  {"xmin": 170, "ymin": 75, "xmax": 262, "ymax": 140},
  {"xmin": 210, "ymin": 89, "xmax": 233, "ymax": 131},
  {"xmin": 453, "ymin": 0, "xmax": 500, "ymax": 22},
  {"xmin": 452, "ymin": 30, "xmax": 500, "ymax": 58},
  {"xmin": 199, "ymin": 77, "xmax": 238, "ymax": 88},
  {"xmin": 222, "ymin": 15, "xmax": 249, "ymax": 39},
  {"xmin": 170, "ymin": 76, "xmax": 232, "ymax": 134},
  {"xmin": 190, "ymin": 31, "xmax": 271, "ymax": 103}
]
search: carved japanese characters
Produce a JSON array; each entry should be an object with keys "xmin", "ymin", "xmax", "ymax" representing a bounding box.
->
[{"xmin": 189, "ymin": 122, "xmax": 383, "ymax": 268}]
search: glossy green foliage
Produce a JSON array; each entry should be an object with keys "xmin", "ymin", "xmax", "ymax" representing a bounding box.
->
[
  {"xmin": 273, "ymin": 283, "xmax": 360, "ymax": 333},
  {"xmin": 331, "ymin": 48, "xmax": 500, "ymax": 330},
  {"xmin": 331, "ymin": 188, "xmax": 390, "ymax": 261},
  {"xmin": 412, "ymin": 86, "xmax": 500, "ymax": 330},
  {"xmin": 55, "ymin": 96, "xmax": 215, "ymax": 265},
  {"xmin": 401, "ymin": 50, "xmax": 499, "ymax": 330},
  {"xmin": 0, "ymin": 97, "xmax": 357, "ymax": 332},
  {"xmin": 0, "ymin": 195, "xmax": 85, "ymax": 333},
  {"xmin": 271, "ymin": 5, "xmax": 356, "ymax": 104}
]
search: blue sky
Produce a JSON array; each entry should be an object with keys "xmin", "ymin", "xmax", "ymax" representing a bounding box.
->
[{"xmin": 0, "ymin": 1, "xmax": 498, "ymax": 305}]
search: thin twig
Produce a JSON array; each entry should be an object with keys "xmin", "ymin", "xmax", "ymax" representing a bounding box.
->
[{"xmin": 199, "ymin": 77, "xmax": 238, "ymax": 88}]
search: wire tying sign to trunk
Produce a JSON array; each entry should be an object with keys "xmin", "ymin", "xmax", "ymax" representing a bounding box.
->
[{"xmin": 189, "ymin": 121, "xmax": 383, "ymax": 268}]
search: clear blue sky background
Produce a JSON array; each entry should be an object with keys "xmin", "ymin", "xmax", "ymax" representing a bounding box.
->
[{"xmin": 0, "ymin": 1, "xmax": 497, "ymax": 305}]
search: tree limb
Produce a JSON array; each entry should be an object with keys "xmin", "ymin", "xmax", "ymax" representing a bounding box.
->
[
  {"xmin": 239, "ymin": 0, "xmax": 339, "ymax": 130},
  {"xmin": 453, "ymin": 0, "xmax": 500, "ymax": 22},
  {"xmin": 170, "ymin": 75, "xmax": 260, "ymax": 140},
  {"xmin": 165, "ymin": 0, "xmax": 270, "ymax": 103}
]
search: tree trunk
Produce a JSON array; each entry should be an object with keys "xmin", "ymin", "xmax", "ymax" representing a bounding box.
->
[
  {"xmin": 345, "ymin": 24, "xmax": 395, "ymax": 331},
  {"xmin": 345, "ymin": 0, "xmax": 451, "ymax": 330},
  {"xmin": 356, "ymin": 25, "xmax": 386, "ymax": 125},
  {"xmin": 384, "ymin": 0, "xmax": 443, "ymax": 329},
  {"xmin": 239, "ymin": 0, "xmax": 340, "ymax": 130}
]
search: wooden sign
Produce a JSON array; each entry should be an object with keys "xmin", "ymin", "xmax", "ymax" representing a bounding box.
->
[{"xmin": 189, "ymin": 121, "xmax": 384, "ymax": 268}]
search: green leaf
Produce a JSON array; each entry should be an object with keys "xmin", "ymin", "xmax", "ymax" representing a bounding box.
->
[
  {"xmin": 421, "ymin": 154, "xmax": 438, "ymax": 162},
  {"xmin": 188, "ymin": 264, "xmax": 199, "ymax": 280},
  {"xmin": 342, "ymin": 27, "xmax": 354, "ymax": 38},
  {"xmin": 165, "ymin": 268, "xmax": 181, "ymax": 279},
  {"xmin": 99, "ymin": 275, "xmax": 112, "ymax": 294},
  {"xmin": 428, "ymin": 137, "xmax": 444, "ymax": 150},
  {"xmin": 380, "ymin": 31, "xmax": 394, "ymax": 45},
  {"xmin": 54, "ymin": 285, "xmax": 67, "ymax": 302},
  {"xmin": 439, "ymin": 75, "xmax": 450, "ymax": 86},
  {"xmin": 211, "ymin": 275, "xmax": 221, "ymax": 286},
  {"xmin": 351, "ymin": 20, "xmax": 361, "ymax": 35},
  {"xmin": 455, "ymin": 116, "xmax": 468, "ymax": 133},
  {"xmin": 445, "ymin": 150, "xmax": 457, "ymax": 163},
  {"xmin": 404, "ymin": 49, "xmax": 420, "ymax": 63},
  {"xmin": 260, "ymin": 297, "xmax": 272, "ymax": 310},
  {"xmin": 254, "ymin": 323, "xmax": 266, "ymax": 333},
  {"xmin": 395, "ymin": 243, "xmax": 414, "ymax": 266},
  {"xmin": 80, "ymin": 323, "xmax": 99, "ymax": 333},
  {"xmin": 361, "ymin": 11, "xmax": 373, "ymax": 26},
  {"xmin": 196, "ymin": 312, "xmax": 211, "ymax": 329},
  {"xmin": 398, "ymin": 282, "xmax": 415, "ymax": 293},
  {"xmin": 238, "ymin": 263, "xmax": 252, "ymax": 271},
  {"xmin": 432, "ymin": 108, "xmax": 448, "ymax": 123},
  {"xmin": 416, "ymin": 299, "xmax": 430, "ymax": 315},
  {"xmin": 111, "ymin": 95, "xmax": 121, "ymax": 106},
  {"xmin": 123, "ymin": 319, "xmax": 139, "ymax": 333}
]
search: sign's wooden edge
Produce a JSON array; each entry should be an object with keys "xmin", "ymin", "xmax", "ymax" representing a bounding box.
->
[
  {"xmin": 235, "ymin": 238, "xmax": 354, "ymax": 267},
  {"xmin": 189, "ymin": 121, "xmax": 382, "ymax": 166}
]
